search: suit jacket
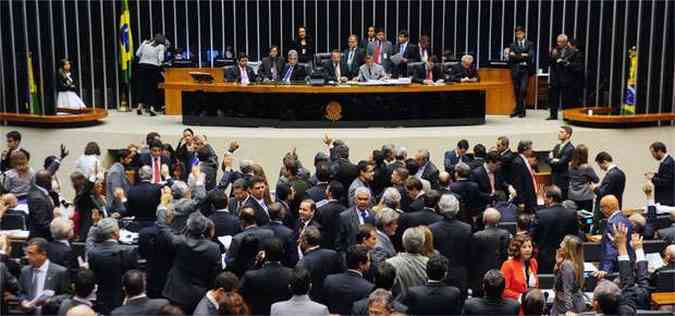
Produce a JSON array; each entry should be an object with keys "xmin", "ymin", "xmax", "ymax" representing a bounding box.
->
[
  {"xmin": 450, "ymin": 179, "xmax": 490, "ymax": 222},
  {"xmin": 56, "ymin": 69, "xmax": 78, "ymax": 92},
  {"xmin": 298, "ymin": 247, "xmax": 344, "ymax": 303},
  {"xmin": 160, "ymin": 227, "xmax": 222, "ymax": 310},
  {"xmin": 228, "ymin": 195, "xmax": 250, "ymax": 218},
  {"xmin": 508, "ymin": 40, "xmax": 536, "ymax": 75},
  {"xmin": 137, "ymin": 153, "xmax": 171, "ymax": 172},
  {"xmin": 398, "ymin": 208, "xmax": 442, "ymax": 236},
  {"xmin": 263, "ymin": 221, "xmax": 297, "ymax": 266},
  {"xmin": 240, "ymin": 262, "xmax": 293, "ymax": 315},
  {"xmin": 329, "ymin": 158, "xmax": 359, "ymax": 199},
  {"xmin": 657, "ymin": 224, "xmax": 675, "ymax": 244},
  {"xmin": 305, "ymin": 182, "xmax": 328, "ymax": 203},
  {"xmin": 336, "ymin": 207, "xmax": 375, "ymax": 254},
  {"xmin": 471, "ymin": 227, "xmax": 511, "ymax": 292},
  {"xmin": 226, "ymin": 226, "xmax": 275, "ymax": 273},
  {"xmin": 47, "ymin": 241, "xmax": 79, "ymax": 280},
  {"xmin": 271, "ymin": 294, "xmax": 329, "ymax": 316},
  {"xmin": 138, "ymin": 224, "xmax": 175, "ymax": 298},
  {"xmin": 392, "ymin": 42, "xmax": 420, "ymax": 77},
  {"xmin": 412, "ymin": 63, "xmax": 445, "ymax": 83},
  {"xmin": 27, "ymin": 186, "xmax": 55, "ymax": 240},
  {"xmin": 209, "ymin": 210, "xmax": 242, "ymax": 240},
  {"xmin": 193, "ymin": 295, "xmax": 219, "ymax": 316},
  {"xmin": 547, "ymin": 142, "xmax": 575, "ymax": 190},
  {"xmin": 600, "ymin": 212, "xmax": 634, "ymax": 273},
  {"xmin": 511, "ymin": 154, "xmax": 538, "ymax": 212},
  {"xmin": 0, "ymin": 262, "xmax": 20, "ymax": 315},
  {"xmin": 462, "ymin": 297, "xmax": 520, "ymax": 315},
  {"xmin": 19, "ymin": 261, "xmax": 69, "ymax": 301},
  {"xmin": 287, "ymin": 40, "xmax": 314, "ymax": 63},
  {"xmin": 315, "ymin": 200, "xmax": 346, "ymax": 250},
  {"xmin": 549, "ymin": 46, "xmax": 582, "ymax": 87},
  {"xmin": 243, "ymin": 197, "xmax": 271, "ymax": 226},
  {"xmin": 652, "ymin": 155, "xmax": 675, "ymax": 206},
  {"xmin": 322, "ymin": 59, "xmax": 351, "ymax": 82},
  {"xmin": 225, "ymin": 65, "xmax": 257, "ymax": 83},
  {"xmin": 279, "ymin": 63, "xmax": 308, "ymax": 82},
  {"xmin": 419, "ymin": 162, "xmax": 440, "ymax": 190},
  {"xmin": 87, "ymin": 240, "xmax": 138, "ymax": 314},
  {"xmin": 124, "ymin": 181, "xmax": 162, "ymax": 222},
  {"xmin": 322, "ymin": 270, "xmax": 374, "ymax": 315},
  {"xmin": 367, "ymin": 40, "xmax": 394, "ymax": 72},
  {"xmin": 400, "ymin": 282, "xmax": 464, "ymax": 316},
  {"xmin": 430, "ymin": 218, "xmax": 472, "ymax": 291},
  {"xmin": 450, "ymin": 63, "xmax": 480, "ymax": 82},
  {"xmin": 111, "ymin": 296, "xmax": 169, "ymax": 316},
  {"xmin": 357, "ymin": 63, "xmax": 386, "ymax": 81},
  {"xmin": 471, "ymin": 165, "xmax": 506, "ymax": 196},
  {"xmin": 259, "ymin": 56, "xmax": 285, "ymax": 81},
  {"xmin": 595, "ymin": 166, "xmax": 626, "ymax": 208},
  {"xmin": 444, "ymin": 150, "xmax": 474, "ymax": 173},
  {"xmin": 498, "ymin": 149, "xmax": 516, "ymax": 186},
  {"xmin": 531, "ymin": 204, "xmax": 580, "ymax": 273},
  {"xmin": 341, "ymin": 47, "xmax": 366, "ymax": 78},
  {"xmin": 500, "ymin": 258, "xmax": 539, "ymax": 301},
  {"xmin": 371, "ymin": 229, "xmax": 397, "ymax": 269}
]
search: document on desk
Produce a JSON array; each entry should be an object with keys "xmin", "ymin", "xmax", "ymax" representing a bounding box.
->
[{"xmin": 390, "ymin": 53, "xmax": 403, "ymax": 65}]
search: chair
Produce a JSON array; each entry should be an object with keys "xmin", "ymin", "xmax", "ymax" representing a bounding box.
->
[
  {"xmin": 644, "ymin": 239, "xmax": 668, "ymax": 255},
  {"xmin": 223, "ymin": 65, "xmax": 235, "ymax": 81},
  {"xmin": 497, "ymin": 222, "xmax": 517, "ymax": 235},
  {"xmin": 0, "ymin": 211, "xmax": 27, "ymax": 230},
  {"xmin": 539, "ymin": 273, "xmax": 555, "ymax": 289},
  {"xmin": 313, "ymin": 52, "xmax": 332, "ymax": 68},
  {"xmin": 635, "ymin": 310, "xmax": 673, "ymax": 316},
  {"xmin": 406, "ymin": 62, "xmax": 424, "ymax": 77},
  {"xmin": 584, "ymin": 273, "xmax": 618, "ymax": 292},
  {"xmin": 583, "ymin": 242, "xmax": 602, "ymax": 262},
  {"xmin": 654, "ymin": 270, "xmax": 675, "ymax": 292}
]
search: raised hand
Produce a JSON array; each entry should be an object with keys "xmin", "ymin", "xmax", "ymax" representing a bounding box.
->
[
  {"xmin": 59, "ymin": 144, "xmax": 69, "ymax": 160},
  {"xmin": 228, "ymin": 141, "xmax": 240, "ymax": 153}
]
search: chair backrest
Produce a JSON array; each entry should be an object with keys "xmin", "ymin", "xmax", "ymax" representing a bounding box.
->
[
  {"xmin": 636, "ymin": 310, "xmax": 673, "ymax": 316},
  {"xmin": 298, "ymin": 62, "xmax": 313, "ymax": 78},
  {"xmin": 644, "ymin": 239, "xmax": 668, "ymax": 255},
  {"xmin": 314, "ymin": 52, "xmax": 332, "ymax": 67},
  {"xmin": 539, "ymin": 273, "xmax": 555, "ymax": 289},
  {"xmin": 497, "ymin": 222, "xmax": 517, "ymax": 235},
  {"xmin": 0, "ymin": 212, "xmax": 27, "ymax": 230},
  {"xmin": 654, "ymin": 270, "xmax": 675, "ymax": 292},
  {"xmin": 583, "ymin": 242, "xmax": 602, "ymax": 262}
]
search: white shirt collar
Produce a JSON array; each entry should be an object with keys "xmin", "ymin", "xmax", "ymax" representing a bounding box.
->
[
  {"xmin": 215, "ymin": 208, "xmax": 230, "ymax": 213},
  {"xmin": 348, "ymin": 269, "xmax": 363, "ymax": 278},
  {"xmin": 126, "ymin": 293, "xmax": 147, "ymax": 302},
  {"xmin": 36, "ymin": 259, "xmax": 50, "ymax": 272},
  {"xmin": 206, "ymin": 291, "xmax": 220, "ymax": 310},
  {"xmin": 607, "ymin": 164, "xmax": 618, "ymax": 171},
  {"xmin": 658, "ymin": 154, "xmax": 671, "ymax": 163}
]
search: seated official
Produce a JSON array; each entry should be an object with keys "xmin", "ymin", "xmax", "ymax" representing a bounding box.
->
[
  {"xmin": 279, "ymin": 50, "xmax": 308, "ymax": 83},
  {"xmin": 323, "ymin": 49, "xmax": 350, "ymax": 83},
  {"xmin": 225, "ymin": 53, "xmax": 257, "ymax": 84},
  {"xmin": 259, "ymin": 45, "xmax": 285, "ymax": 81},
  {"xmin": 357, "ymin": 55, "xmax": 387, "ymax": 81},
  {"xmin": 450, "ymin": 54, "xmax": 480, "ymax": 83},
  {"xmin": 342, "ymin": 35, "xmax": 366, "ymax": 79},
  {"xmin": 412, "ymin": 56, "xmax": 445, "ymax": 84}
]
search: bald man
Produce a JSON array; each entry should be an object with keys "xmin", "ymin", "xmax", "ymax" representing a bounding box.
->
[
  {"xmin": 470, "ymin": 208, "xmax": 511, "ymax": 296},
  {"xmin": 66, "ymin": 305, "xmax": 96, "ymax": 316},
  {"xmin": 595, "ymin": 195, "xmax": 634, "ymax": 278},
  {"xmin": 650, "ymin": 245, "xmax": 675, "ymax": 288}
]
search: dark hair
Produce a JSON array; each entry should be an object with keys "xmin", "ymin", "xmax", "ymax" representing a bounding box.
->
[
  {"xmin": 650, "ymin": 141, "xmax": 667, "ymax": 153},
  {"xmin": 331, "ymin": 48, "xmax": 341, "ymax": 54},
  {"xmin": 213, "ymin": 271, "xmax": 240, "ymax": 292},
  {"xmin": 517, "ymin": 140, "xmax": 533, "ymax": 154},
  {"xmin": 515, "ymin": 26, "xmax": 526, "ymax": 33},
  {"xmin": 84, "ymin": 142, "xmax": 101, "ymax": 156},
  {"xmin": 58, "ymin": 58, "xmax": 71, "ymax": 70},
  {"xmin": 74, "ymin": 269, "xmax": 96, "ymax": 298},
  {"xmin": 232, "ymin": 178, "xmax": 249, "ymax": 191},
  {"xmin": 404, "ymin": 158, "xmax": 419, "ymax": 174},
  {"xmin": 356, "ymin": 224, "xmax": 376, "ymax": 245},
  {"xmin": 159, "ymin": 304, "xmax": 186, "ymax": 316},
  {"xmin": 327, "ymin": 180, "xmax": 344, "ymax": 199},
  {"xmin": 346, "ymin": 244, "xmax": 370, "ymax": 270},
  {"xmin": 149, "ymin": 140, "xmax": 163, "ymax": 150},
  {"xmin": 457, "ymin": 139, "xmax": 470, "ymax": 150},
  {"xmin": 249, "ymin": 175, "xmax": 266, "ymax": 188},
  {"xmin": 27, "ymin": 238, "xmax": 49, "ymax": 254},
  {"xmin": 122, "ymin": 270, "xmax": 146, "ymax": 297},
  {"xmin": 405, "ymin": 176, "xmax": 423, "ymax": 192},
  {"xmin": 197, "ymin": 146, "xmax": 211, "ymax": 162},
  {"xmin": 561, "ymin": 125, "xmax": 573, "ymax": 136},
  {"xmin": 219, "ymin": 292, "xmax": 250, "ymax": 316},
  {"xmin": 482, "ymin": 269, "xmax": 506, "ymax": 298},
  {"xmin": 172, "ymin": 161, "xmax": 186, "ymax": 178},
  {"xmin": 398, "ymin": 30, "xmax": 409, "ymax": 37},
  {"xmin": 263, "ymin": 238, "xmax": 284, "ymax": 262},
  {"xmin": 239, "ymin": 207, "xmax": 257, "ymax": 226},
  {"xmin": 424, "ymin": 190, "xmax": 441, "ymax": 209},
  {"xmin": 473, "ymin": 144, "xmax": 487, "ymax": 158},
  {"xmin": 44, "ymin": 155, "xmax": 59, "ymax": 170},
  {"xmin": 428, "ymin": 55, "xmax": 439, "ymax": 63},
  {"xmin": 238, "ymin": 52, "xmax": 248, "ymax": 60},
  {"xmin": 374, "ymin": 262, "xmax": 397, "ymax": 290},
  {"xmin": 427, "ymin": 255, "xmax": 449, "ymax": 281},
  {"xmin": 508, "ymin": 234, "xmax": 532, "ymax": 259},
  {"xmin": 357, "ymin": 160, "xmax": 371, "ymax": 174},
  {"xmin": 268, "ymin": 202, "xmax": 285, "ymax": 221},
  {"xmin": 595, "ymin": 151, "xmax": 613, "ymax": 163},
  {"xmin": 517, "ymin": 213, "xmax": 533, "ymax": 232},
  {"xmin": 269, "ymin": 45, "xmax": 279, "ymax": 55},
  {"xmin": 485, "ymin": 150, "xmax": 500, "ymax": 164},
  {"xmin": 544, "ymin": 185, "xmax": 563, "ymax": 203},
  {"xmin": 394, "ymin": 167, "xmax": 409, "ymax": 180},
  {"xmin": 290, "ymin": 265, "xmax": 312, "ymax": 295},
  {"xmin": 570, "ymin": 144, "xmax": 589, "ymax": 169},
  {"xmin": 522, "ymin": 289, "xmax": 545, "ymax": 316},
  {"xmin": 595, "ymin": 292, "xmax": 619, "ymax": 314},
  {"xmin": 6, "ymin": 130, "xmax": 22, "ymax": 141},
  {"xmin": 275, "ymin": 182, "xmax": 291, "ymax": 201},
  {"xmin": 146, "ymin": 132, "xmax": 160, "ymax": 145},
  {"xmin": 315, "ymin": 162, "xmax": 331, "ymax": 182},
  {"xmin": 208, "ymin": 190, "xmax": 228, "ymax": 210},
  {"xmin": 301, "ymin": 226, "xmax": 322, "ymax": 247},
  {"xmin": 375, "ymin": 27, "xmax": 385, "ymax": 34},
  {"xmin": 182, "ymin": 128, "xmax": 194, "ymax": 136}
]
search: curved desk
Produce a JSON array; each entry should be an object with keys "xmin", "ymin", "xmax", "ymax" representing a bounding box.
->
[
  {"xmin": 0, "ymin": 108, "xmax": 108, "ymax": 127},
  {"xmin": 563, "ymin": 107, "xmax": 675, "ymax": 128}
]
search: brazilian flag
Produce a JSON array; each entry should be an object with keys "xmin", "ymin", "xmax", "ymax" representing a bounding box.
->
[
  {"xmin": 621, "ymin": 47, "xmax": 637, "ymax": 115},
  {"xmin": 26, "ymin": 51, "xmax": 41, "ymax": 114},
  {"xmin": 119, "ymin": 0, "xmax": 133, "ymax": 83}
]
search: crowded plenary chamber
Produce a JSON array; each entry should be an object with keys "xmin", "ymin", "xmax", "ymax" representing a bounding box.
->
[{"xmin": 0, "ymin": 0, "xmax": 675, "ymax": 315}]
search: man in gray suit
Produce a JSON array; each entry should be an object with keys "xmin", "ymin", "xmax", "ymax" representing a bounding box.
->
[
  {"xmin": 336, "ymin": 188, "xmax": 376, "ymax": 254},
  {"xmin": 372, "ymin": 208, "xmax": 399, "ymax": 269},
  {"xmin": 105, "ymin": 149, "xmax": 133, "ymax": 208},
  {"xmin": 367, "ymin": 28, "xmax": 394, "ymax": 73},
  {"xmin": 270, "ymin": 265, "xmax": 329, "ymax": 316},
  {"xmin": 194, "ymin": 272, "xmax": 240, "ymax": 316},
  {"xmin": 111, "ymin": 270, "xmax": 168, "ymax": 316},
  {"xmin": 19, "ymin": 238, "xmax": 70, "ymax": 313},
  {"xmin": 357, "ymin": 55, "xmax": 387, "ymax": 82}
]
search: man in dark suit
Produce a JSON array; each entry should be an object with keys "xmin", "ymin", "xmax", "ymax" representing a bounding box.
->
[
  {"xmin": 450, "ymin": 55, "xmax": 480, "ymax": 82},
  {"xmin": 595, "ymin": 195, "xmax": 634, "ymax": 278},
  {"xmin": 138, "ymin": 206, "xmax": 176, "ymax": 298},
  {"xmin": 415, "ymin": 149, "xmax": 440, "ymax": 190},
  {"xmin": 206, "ymin": 190, "xmax": 241, "ymax": 243},
  {"xmin": 400, "ymin": 255, "xmax": 464, "ymax": 315},
  {"xmin": 225, "ymin": 53, "xmax": 257, "ymax": 84},
  {"xmin": 243, "ymin": 176, "xmax": 271, "ymax": 226},
  {"xmin": 279, "ymin": 50, "xmax": 307, "ymax": 83},
  {"xmin": 136, "ymin": 140, "xmax": 171, "ymax": 184},
  {"xmin": 647, "ymin": 142, "xmax": 674, "ymax": 206},
  {"xmin": 228, "ymin": 178, "xmax": 251, "ymax": 217},
  {"xmin": 329, "ymin": 144, "xmax": 360, "ymax": 199},
  {"xmin": 1, "ymin": 130, "xmax": 30, "ymax": 172},
  {"xmin": 508, "ymin": 26, "xmax": 536, "ymax": 118},
  {"xmin": 343, "ymin": 35, "xmax": 366, "ymax": 79},
  {"xmin": 398, "ymin": 190, "xmax": 443, "ymax": 233},
  {"xmin": 111, "ymin": 270, "xmax": 169, "ymax": 316},
  {"xmin": 56, "ymin": 269, "xmax": 96, "ymax": 316},
  {"xmin": 463, "ymin": 269, "xmax": 520, "ymax": 315},
  {"xmin": 412, "ymin": 56, "xmax": 445, "ymax": 84},
  {"xmin": 547, "ymin": 126, "xmax": 575, "ymax": 200},
  {"xmin": 19, "ymin": 238, "xmax": 70, "ymax": 312},
  {"xmin": 27, "ymin": 170, "xmax": 56, "ymax": 240},
  {"xmin": 548, "ymin": 34, "xmax": 582, "ymax": 120},
  {"xmin": 359, "ymin": 26, "xmax": 377, "ymax": 50},
  {"xmin": 121, "ymin": 165, "xmax": 162, "ymax": 224},
  {"xmin": 322, "ymin": 245, "xmax": 374, "ymax": 315},
  {"xmin": 450, "ymin": 163, "xmax": 490, "ymax": 227},
  {"xmin": 323, "ymin": 49, "xmax": 350, "ymax": 83},
  {"xmin": 160, "ymin": 212, "xmax": 222, "ymax": 313},
  {"xmin": 471, "ymin": 151, "xmax": 506, "ymax": 198},
  {"xmin": 531, "ymin": 186, "xmax": 581, "ymax": 273},
  {"xmin": 512, "ymin": 140, "xmax": 539, "ymax": 213},
  {"xmin": 315, "ymin": 181, "xmax": 346, "ymax": 250},
  {"xmin": 496, "ymin": 136, "xmax": 516, "ymax": 185},
  {"xmin": 336, "ymin": 188, "xmax": 376, "ymax": 254},
  {"xmin": 47, "ymin": 218, "xmax": 79, "ymax": 280},
  {"xmin": 226, "ymin": 207, "xmax": 275, "ymax": 272},
  {"xmin": 262, "ymin": 202, "xmax": 296, "ymax": 266},
  {"xmin": 86, "ymin": 218, "xmax": 139, "ymax": 315},
  {"xmin": 305, "ymin": 162, "xmax": 330, "ymax": 203},
  {"xmin": 193, "ymin": 272, "xmax": 240, "ymax": 316},
  {"xmin": 470, "ymin": 209, "xmax": 511, "ymax": 296},
  {"xmin": 405, "ymin": 176, "xmax": 426, "ymax": 213},
  {"xmin": 239, "ymin": 239, "xmax": 293, "ymax": 315},
  {"xmin": 392, "ymin": 30, "xmax": 419, "ymax": 78},
  {"xmin": 430, "ymin": 194, "xmax": 472, "ymax": 292},
  {"xmin": 298, "ymin": 227, "xmax": 345, "ymax": 303},
  {"xmin": 259, "ymin": 45, "xmax": 285, "ymax": 81},
  {"xmin": 444, "ymin": 139, "xmax": 473, "ymax": 173},
  {"xmin": 593, "ymin": 152, "xmax": 626, "ymax": 232}
]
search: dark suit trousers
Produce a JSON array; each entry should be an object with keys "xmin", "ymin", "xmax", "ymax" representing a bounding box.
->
[
  {"xmin": 550, "ymin": 84, "xmax": 562, "ymax": 118},
  {"xmin": 512, "ymin": 67, "xmax": 529, "ymax": 114}
]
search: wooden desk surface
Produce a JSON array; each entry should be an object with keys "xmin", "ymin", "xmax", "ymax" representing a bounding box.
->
[{"xmin": 651, "ymin": 292, "xmax": 675, "ymax": 305}]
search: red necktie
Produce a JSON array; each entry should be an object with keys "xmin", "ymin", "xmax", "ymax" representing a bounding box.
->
[
  {"xmin": 426, "ymin": 68, "xmax": 433, "ymax": 80},
  {"xmin": 153, "ymin": 157, "xmax": 161, "ymax": 184},
  {"xmin": 374, "ymin": 42, "xmax": 382, "ymax": 64},
  {"xmin": 488, "ymin": 172, "xmax": 496, "ymax": 193}
]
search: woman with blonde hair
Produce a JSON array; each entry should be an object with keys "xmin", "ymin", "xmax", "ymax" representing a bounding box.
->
[
  {"xmin": 551, "ymin": 234, "xmax": 586, "ymax": 315},
  {"xmin": 420, "ymin": 225, "xmax": 438, "ymax": 257},
  {"xmin": 568, "ymin": 144, "xmax": 599, "ymax": 212}
]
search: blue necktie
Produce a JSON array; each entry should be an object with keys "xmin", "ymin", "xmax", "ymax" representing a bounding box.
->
[
  {"xmin": 360, "ymin": 210, "xmax": 368, "ymax": 223},
  {"xmin": 283, "ymin": 66, "xmax": 293, "ymax": 82},
  {"xmin": 400, "ymin": 44, "xmax": 405, "ymax": 55}
]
